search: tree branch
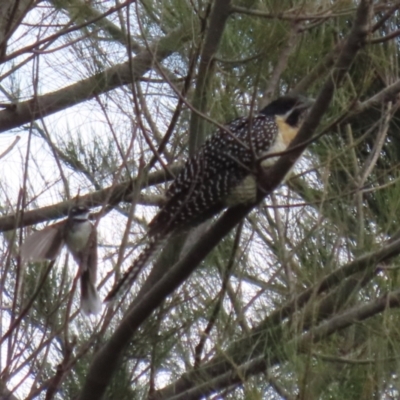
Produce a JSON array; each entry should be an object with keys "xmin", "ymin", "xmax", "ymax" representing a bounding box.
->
[
  {"xmin": 0, "ymin": 22, "xmax": 194, "ymax": 134},
  {"xmin": 188, "ymin": 0, "xmax": 232, "ymax": 154},
  {"xmin": 0, "ymin": 163, "xmax": 181, "ymax": 232}
]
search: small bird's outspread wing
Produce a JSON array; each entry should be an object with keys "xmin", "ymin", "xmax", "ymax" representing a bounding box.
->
[
  {"xmin": 20, "ymin": 225, "xmax": 64, "ymax": 263},
  {"xmin": 104, "ymin": 234, "xmax": 168, "ymax": 302}
]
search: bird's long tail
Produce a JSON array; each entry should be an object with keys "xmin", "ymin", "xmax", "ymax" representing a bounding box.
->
[
  {"xmin": 104, "ymin": 234, "xmax": 167, "ymax": 303},
  {"xmin": 80, "ymin": 270, "xmax": 102, "ymax": 315}
]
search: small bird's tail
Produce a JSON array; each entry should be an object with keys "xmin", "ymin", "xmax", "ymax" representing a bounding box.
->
[
  {"xmin": 80, "ymin": 270, "xmax": 102, "ymax": 315},
  {"xmin": 104, "ymin": 235, "xmax": 167, "ymax": 303}
]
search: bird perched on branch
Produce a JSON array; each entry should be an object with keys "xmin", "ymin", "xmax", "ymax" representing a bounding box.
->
[
  {"xmin": 105, "ymin": 95, "xmax": 314, "ymax": 302},
  {"xmin": 20, "ymin": 205, "xmax": 101, "ymax": 315}
]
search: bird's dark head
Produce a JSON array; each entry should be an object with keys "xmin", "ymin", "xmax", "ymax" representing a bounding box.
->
[
  {"xmin": 69, "ymin": 205, "xmax": 89, "ymax": 221},
  {"xmin": 260, "ymin": 95, "xmax": 314, "ymax": 127}
]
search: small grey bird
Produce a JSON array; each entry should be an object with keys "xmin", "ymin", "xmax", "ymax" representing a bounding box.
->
[{"xmin": 20, "ymin": 205, "xmax": 101, "ymax": 315}]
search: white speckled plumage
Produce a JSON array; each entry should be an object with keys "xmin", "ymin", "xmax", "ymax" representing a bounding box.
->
[{"xmin": 105, "ymin": 95, "xmax": 313, "ymax": 302}]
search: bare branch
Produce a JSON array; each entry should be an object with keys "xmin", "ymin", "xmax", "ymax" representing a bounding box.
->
[
  {"xmin": 188, "ymin": 0, "xmax": 232, "ymax": 154},
  {"xmin": 0, "ymin": 163, "xmax": 181, "ymax": 232},
  {"xmin": 48, "ymin": 0, "xmax": 142, "ymax": 53},
  {"xmin": 0, "ymin": 22, "xmax": 195, "ymax": 134}
]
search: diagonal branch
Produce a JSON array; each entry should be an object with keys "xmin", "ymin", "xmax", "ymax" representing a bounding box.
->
[
  {"xmin": 258, "ymin": 0, "xmax": 373, "ymax": 194},
  {"xmin": 0, "ymin": 163, "xmax": 181, "ymax": 232},
  {"xmin": 0, "ymin": 22, "xmax": 195, "ymax": 134},
  {"xmin": 188, "ymin": 0, "xmax": 232, "ymax": 154},
  {"xmin": 0, "ymin": 0, "xmax": 33, "ymax": 61},
  {"xmin": 48, "ymin": 0, "xmax": 143, "ymax": 54}
]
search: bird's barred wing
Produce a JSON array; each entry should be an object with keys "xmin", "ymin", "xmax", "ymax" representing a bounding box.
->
[
  {"xmin": 148, "ymin": 114, "xmax": 280, "ymax": 237},
  {"xmin": 147, "ymin": 117, "xmax": 257, "ymax": 237}
]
